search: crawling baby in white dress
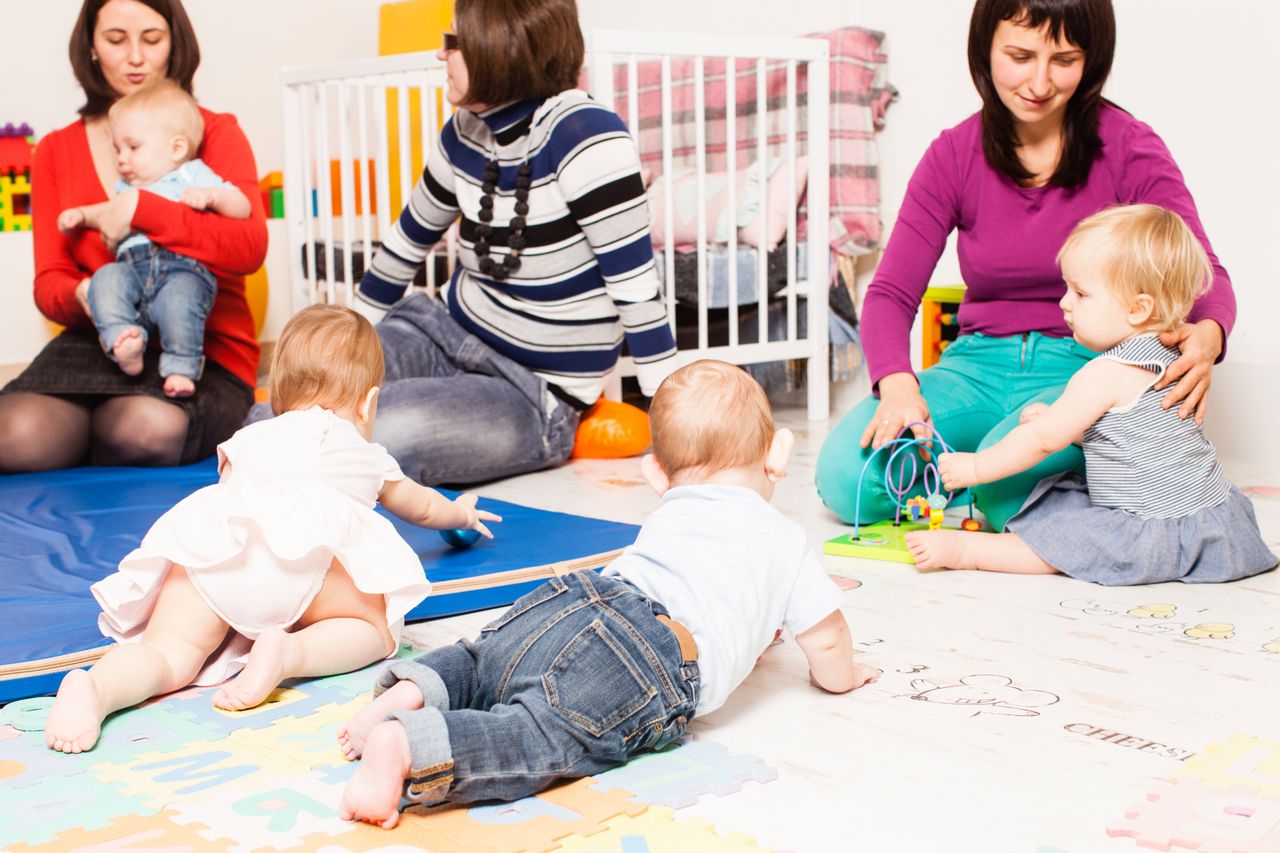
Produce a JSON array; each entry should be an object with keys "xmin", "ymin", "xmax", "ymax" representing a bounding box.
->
[{"xmin": 45, "ymin": 305, "xmax": 499, "ymax": 754}]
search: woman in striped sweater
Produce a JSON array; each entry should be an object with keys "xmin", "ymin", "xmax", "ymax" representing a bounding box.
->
[{"xmin": 354, "ymin": 0, "xmax": 677, "ymax": 484}]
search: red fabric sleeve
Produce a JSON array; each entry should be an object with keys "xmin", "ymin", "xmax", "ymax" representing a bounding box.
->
[
  {"xmin": 30, "ymin": 129, "xmax": 108, "ymax": 329},
  {"xmin": 129, "ymin": 111, "xmax": 268, "ymax": 276}
]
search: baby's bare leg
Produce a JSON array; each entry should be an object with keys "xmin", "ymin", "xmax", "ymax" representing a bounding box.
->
[
  {"xmin": 340, "ymin": 719, "xmax": 413, "ymax": 829},
  {"xmin": 46, "ymin": 565, "xmax": 228, "ymax": 753},
  {"xmin": 904, "ymin": 530, "xmax": 1057, "ymax": 575},
  {"xmin": 213, "ymin": 558, "xmax": 394, "ymax": 711}
]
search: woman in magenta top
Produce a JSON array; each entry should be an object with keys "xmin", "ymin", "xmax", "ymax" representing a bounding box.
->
[{"xmin": 816, "ymin": 0, "xmax": 1234, "ymax": 531}]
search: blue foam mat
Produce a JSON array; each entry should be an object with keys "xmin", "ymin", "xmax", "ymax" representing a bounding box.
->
[{"xmin": 0, "ymin": 460, "xmax": 638, "ymax": 703}]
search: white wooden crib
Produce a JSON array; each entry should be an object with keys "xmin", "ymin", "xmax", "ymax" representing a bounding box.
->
[{"xmin": 281, "ymin": 30, "xmax": 831, "ymax": 418}]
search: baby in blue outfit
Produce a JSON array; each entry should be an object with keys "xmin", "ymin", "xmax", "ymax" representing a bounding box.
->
[{"xmin": 59, "ymin": 80, "xmax": 250, "ymax": 398}]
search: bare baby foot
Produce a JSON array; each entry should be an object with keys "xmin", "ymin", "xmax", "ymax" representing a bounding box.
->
[
  {"xmin": 851, "ymin": 662, "xmax": 882, "ymax": 690},
  {"xmin": 904, "ymin": 530, "xmax": 973, "ymax": 570},
  {"xmin": 163, "ymin": 374, "xmax": 196, "ymax": 398},
  {"xmin": 339, "ymin": 720, "xmax": 412, "ymax": 829},
  {"xmin": 338, "ymin": 679, "xmax": 425, "ymax": 761},
  {"xmin": 45, "ymin": 669, "xmax": 104, "ymax": 753},
  {"xmin": 113, "ymin": 328, "xmax": 145, "ymax": 377},
  {"xmin": 213, "ymin": 627, "xmax": 294, "ymax": 711}
]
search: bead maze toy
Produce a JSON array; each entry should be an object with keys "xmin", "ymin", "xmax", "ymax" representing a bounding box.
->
[{"xmin": 824, "ymin": 421, "xmax": 981, "ymax": 564}]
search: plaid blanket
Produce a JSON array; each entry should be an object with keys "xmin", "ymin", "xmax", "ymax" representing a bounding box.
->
[{"xmin": 605, "ymin": 27, "xmax": 896, "ymax": 257}]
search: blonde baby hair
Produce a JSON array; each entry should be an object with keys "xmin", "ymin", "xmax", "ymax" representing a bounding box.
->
[
  {"xmin": 649, "ymin": 359, "xmax": 774, "ymax": 480},
  {"xmin": 269, "ymin": 305, "xmax": 384, "ymax": 415},
  {"xmin": 1056, "ymin": 204, "xmax": 1212, "ymax": 333},
  {"xmin": 108, "ymin": 78, "xmax": 205, "ymax": 152}
]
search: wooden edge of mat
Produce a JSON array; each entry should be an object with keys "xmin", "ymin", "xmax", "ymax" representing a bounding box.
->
[{"xmin": 0, "ymin": 548, "xmax": 626, "ymax": 683}]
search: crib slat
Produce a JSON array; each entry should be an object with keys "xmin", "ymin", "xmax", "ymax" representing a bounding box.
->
[
  {"xmin": 337, "ymin": 83, "xmax": 357, "ymax": 303},
  {"xmin": 316, "ymin": 83, "xmax": 336, "ymax": 305},
  {"xmin": 694, "ymin": 55, "xmax": 707, "ymax": 352},
  {"xmin": 726, "ymin": 57, "xmax": 738, "ymax": 349},
  {"xmin": 374, "ymin": 78, "xmax": 394, "ymax": 245},
  {"xmin": 805, "ymin": 43, "xmax": 832, "ymax": 420},
  {"xmin": 396, "ymin": 79, "xmax": 412, "ymax": 235},
  {"xmin": 756, "ymin": 58, "xmax": 768, "ymax": 348},
  {"xmin": 661, "ymin": 55, "xmax": 675, "ymax": 331},
  {"xmin": 356, "ymin": 82, "xmax": 374, "ymax": 275},
  {"xmin": 786, "ymin": 59, "xmax": 798, "ymax": 343}
]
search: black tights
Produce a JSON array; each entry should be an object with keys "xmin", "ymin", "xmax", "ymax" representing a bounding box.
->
[{"xmin": 0, "ymin": 392, "xmax": 188, "ymax": 472}]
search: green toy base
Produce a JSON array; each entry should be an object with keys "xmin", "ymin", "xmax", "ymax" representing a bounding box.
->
[{"xmin": 824, "ymin": 519, "xmax": 970, "ymax": 565}]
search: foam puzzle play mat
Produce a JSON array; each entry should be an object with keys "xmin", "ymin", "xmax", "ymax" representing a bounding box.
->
[{"xmin": 0, "ymin": 647, "xmax": 784, "ymax": 851}]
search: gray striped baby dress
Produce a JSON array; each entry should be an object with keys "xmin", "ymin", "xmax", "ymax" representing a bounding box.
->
[{"xmin": 1006, "ymin": 334, "xmax": 1276, "ymax": 585}]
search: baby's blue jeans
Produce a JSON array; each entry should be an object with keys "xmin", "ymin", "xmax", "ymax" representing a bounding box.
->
[
  {"xmin": 89, "ymin": 244, "xmax": 216, "ymax": 381},
  {"xmin": 374, "ymin": 570, "xmax": 700, "ymax": 806},
  {"xmin": 816, "ymin": 332, "xmax": 1095, "ymax": 532}
]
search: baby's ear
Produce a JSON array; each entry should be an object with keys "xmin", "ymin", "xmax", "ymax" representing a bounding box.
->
[
  {"xmin": 358, "ymin": 386, "xmax": 380, "ymax": 424},
  {"xmin": 640, "ymin": 453, "xmax": 670, "ymax": 496},
  {"xmin": 1128, "ymin": 293, "xmax": 1156, "ymax": 326},
  {"xmin": 171, "ymin": 134, "xmax": 191, "ymax": 163},
  {"xmin": 765, "ymin": 428, "xmax": 794, "ymax": 483}
]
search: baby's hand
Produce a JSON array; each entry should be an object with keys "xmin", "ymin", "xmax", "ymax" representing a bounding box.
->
[
  {"xmin": 452, "ymin": 493, "xmax": 502, "ymax": 539},
  {"xmin": 1019, "ymin": 402, "xmax": 1050, "ymax": 425},
  {"xmin": 57, "ymin": 208, "xmax": 87, "ymax": 235},
  {"xmin": 937, "ymin": 452, "xmax": 979, "ymax": 491},
  {"xmin": 180, "ymin": 187, "xmax": 215, "ymax": 210}
]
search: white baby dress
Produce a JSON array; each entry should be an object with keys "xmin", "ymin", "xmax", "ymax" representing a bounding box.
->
[{"xmin": 91, "ymin": 407, "xmax": 432, "ymax": 684}]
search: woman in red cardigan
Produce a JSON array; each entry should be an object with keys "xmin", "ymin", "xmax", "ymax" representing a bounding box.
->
[{"xmin": 0, "ymin": 0, "xmax": 266, "ymax": 471}]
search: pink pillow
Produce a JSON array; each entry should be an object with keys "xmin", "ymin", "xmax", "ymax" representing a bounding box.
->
[
  {"xmin": 646, "ymin": 157, "xmax": 808, "ymax": 252},
  {"xmin": 740, "ymin": 155, "xmax": 808, "ymax": 251}
]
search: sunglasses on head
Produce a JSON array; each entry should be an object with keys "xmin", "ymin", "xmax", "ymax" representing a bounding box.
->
[{"xmin": 442, "ymin": 32, "xmax": 459, "ymax": 51}]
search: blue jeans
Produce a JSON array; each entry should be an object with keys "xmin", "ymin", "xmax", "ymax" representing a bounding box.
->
[
  {"xmin": 816, "ymin": 332, "xmax": 1095, "ymax": 532},
  {"xmin": 89, "ymin": 244, "xmax": 216, "ymax": 381},
  {"xmin": 372, "ymin": 293, "xmax": 581, "ymax": 484},
  {"xmin": 374, "ymin": 571, "xmax": 700, "ymax": 805}
]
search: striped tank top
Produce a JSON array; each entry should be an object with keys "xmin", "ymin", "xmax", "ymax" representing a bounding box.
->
[{"xmin": 1082, "ymin": 334, "xmax": 1231, "ymax": 519}]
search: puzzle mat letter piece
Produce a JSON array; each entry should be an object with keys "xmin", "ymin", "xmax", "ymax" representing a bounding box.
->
[
  {"xmin": 222, "ymin": 700, "xmax": 363, "ymax": 775},
  {"xmin": 1106, "ymin": 778, "xmax": 1280, "ymax": 853},
  {"xmin": 549, "ymin": 807, "xmax": 769, "ymax": 853},
  {"xmin": 168, "ymin": 770, "xmax": 356, "ymax": 852},
  {"xmin": 1, "ymin": 702, "xmax": 214, "ymax": 790},
  {"xmin": 0, "ymin": 769, "xmax": 155, "ymax": 847},
  {"xmin": 6, "ymin": 810, "xmax": 231, "ymax": 853},
  {"xmin": 313, "ymin": 777, "xmax": 652, "ymax": 853},
  {"xmin": 90, "ymin": 736, "xmax": 274, "ymax": 809},
  {"xmin": 590, "ymin": 738, "xmax": 778, "ymax": 809},
  {"xmin": 1174, "ymin": 734, "xmax": 1280, "ymax": 798}
]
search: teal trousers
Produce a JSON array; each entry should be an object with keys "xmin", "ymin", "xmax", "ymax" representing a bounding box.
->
[{"xmin": 816, "ymin": 332, "xmax": 1095, "ymax": 532}]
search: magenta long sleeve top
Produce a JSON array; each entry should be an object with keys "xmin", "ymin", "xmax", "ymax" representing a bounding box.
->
[{"xmin": 861, "ymin": 104, "xmax": 1235, "ymax": 391}]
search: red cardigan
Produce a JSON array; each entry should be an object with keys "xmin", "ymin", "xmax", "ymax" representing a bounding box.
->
[{"xmin": 30, "ymin": 108, "xmax": 266, "ymax": 388}]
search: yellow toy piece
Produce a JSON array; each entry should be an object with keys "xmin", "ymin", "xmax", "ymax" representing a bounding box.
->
[
  {"xmin": 928, "ymin": 507, "xmax": 944, "ymax": 530},
  {"xmin": 0, "ymin": 171, "xmax": 32, "ymax": 232},
  {"xmin": 379, "ymin": 0, "xmax": 454, "ymax": 214}
]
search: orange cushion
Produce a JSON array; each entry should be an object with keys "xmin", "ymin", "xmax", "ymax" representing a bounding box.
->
[{"xmin": 572, "ymin": 399, "xmax": 651, "ymax": 459}]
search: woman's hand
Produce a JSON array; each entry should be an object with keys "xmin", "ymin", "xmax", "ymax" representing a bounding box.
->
[
  {"xmin": 860, "ymin": 373, "xmax": 933, "ymax": 452},
  {"xmin": 96, "ymin": 190, "xmax": 140, "ymax": 253},
  {"xmin": 452, "ymin": 493, "xmax": 502, "ymax": 539},
  {"xmin": 1154, "ymin": 319, "xmax": 1223, "ymax": 424},
  {"xmin": 75, "ymin": 278, "xmax": 93, "ymax": 322},
  {"xmin": 937, "ymin": 451, "xmax": 979, "ymax": 491}
]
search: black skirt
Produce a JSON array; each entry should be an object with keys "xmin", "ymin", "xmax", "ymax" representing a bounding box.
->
[{"xmin": 3, "ymin": 330, "xmax": 253, "ymax": 464}]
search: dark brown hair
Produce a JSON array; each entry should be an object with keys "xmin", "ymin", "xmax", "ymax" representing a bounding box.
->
[
  {"xmin": 968, "ymin": 0, "xmax": 1115, "ymax": 188},
  {"xmin": 70, "ymin": 0, "xmax": 201, "ymax": 119},
  {"xmin": 454, "ymin": 0, "xmax": 584, "ymax": 106}
]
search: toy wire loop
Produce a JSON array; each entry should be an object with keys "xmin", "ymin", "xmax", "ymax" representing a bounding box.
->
[{"xmin": 850, "ymin": 421, "xmax": 974, "ymax": 541}]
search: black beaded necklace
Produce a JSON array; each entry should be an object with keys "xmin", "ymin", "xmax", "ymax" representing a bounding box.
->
[{"xmin": 473, "ymin": 158, "xmax": 532, "ymax": 282}]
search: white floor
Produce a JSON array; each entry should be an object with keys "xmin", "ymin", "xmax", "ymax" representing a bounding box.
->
[{"xmin": 401, "ymin": 403, "xmax": 1280, "ymax": 853}]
